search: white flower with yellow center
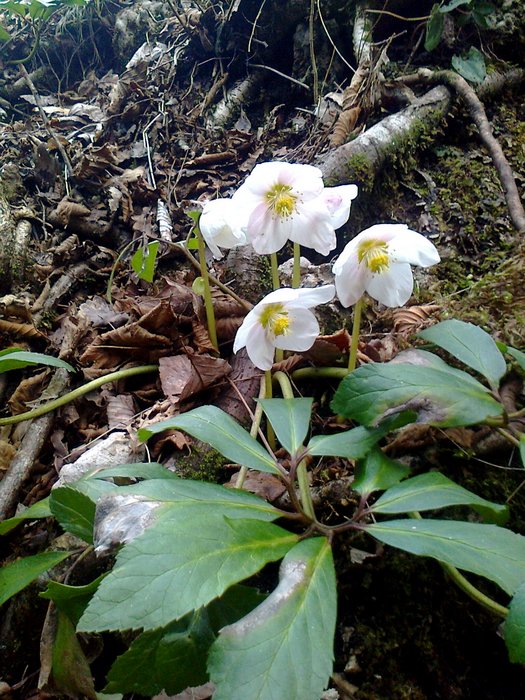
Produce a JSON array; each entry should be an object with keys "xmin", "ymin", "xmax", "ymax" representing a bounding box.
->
[
  {"xmin": 199, "ymin": 198, "xmax": 248, "ymax": 259},
  {"xmin": 333, "ymin": 224, "xmax": 440, "ymax": 307},
  {"xmin": 233, "ymin": 285, "xmax": 335, "ymax": 370},
  {"xmin": 231, "ymin": 161, "xmax": 358, "ymax": 255}
]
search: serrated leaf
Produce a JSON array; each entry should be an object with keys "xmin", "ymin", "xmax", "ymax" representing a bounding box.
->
[
  {"xmin": 504, "ymin": 582, "xmax": 525, "ymax": 663},
  {"xmin": 40, "ymin": 576, "xmax": 105, "ymax": 626},
  {"xmin": 425, "ymin": 4, "xmax": 444, "ymax": 51},
  {"xmin": 104, "ymin": 611, "xmax": 212, "ymax": 696},
  {"xmin": 0, "ymin": 551, "xmax": 72, "ymax": 606},
  {"xmin": 50, "ymin": 487, "xmax": 96, "ymax": 543},
  {"xmin": 419, "ymin": 319, "xmax": 505, "ymax": 387},
  {"xmin": 0, "ymin": 497, "xmax": 51, "ymax": 535},
  {"xmin": 353, "ymin": 448, "xmax": 410, "ymax": 496},
  {"xmin": 307, "ymin": 411, "xmax": 416, "ymax": 458},
  {"xmin": 331, "ymin": 361, "xmax": 503, "ymax": 427},
  {"xmin": 209, "ymin": 537, "xmax": 336, "ymax": 700},
  {"xmin": 259, "ymin": 398, "xmax": 312, "ymax": 456},
  {"xmin": 0, "ymin": 348, "xmax": 74, "ymax": 374},
  {"xmin": 138, "ymin": 405, "xmax": 280, "ymax": 474},
  {"xmin": 371, "ymin": 472, "xmax": 508, "ymax": 524},
  {"xmin": 367, "ymin": 519, "xmax": 525, "ymax": 595},
  {"xmin": 78, "ymin": 516, "xmax": 298, "ymax": 632},
  {"xmin": 452, "ymin": 47, "xmax": 487, "ymax": 83},
  {"xmin": 131, "ymin": 241, "xmax": 159, "ymax": 283},
  {"xmin": 92, "ymin": 478, "xmax": 282, "ymax": 551}
]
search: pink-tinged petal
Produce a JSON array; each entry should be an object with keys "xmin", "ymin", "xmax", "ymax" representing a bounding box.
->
[
  {"xmin": 274, "ymin": 307, "xmax": 319, "ymax": 352},
  {"xmin": 366, "ymin": 262, "xmax": 413, "ymax": 307},
  {"xmin": 244, "ymin": 323, "xmax": 276, "ymax": 370},
  {"xmin": 247, "ymin": 203, "xmax": 291, "ymax": 254},
  {"xmin": 288, "ymin": 199, "xmax": 336, "ymax": 255},
  {"xmin": 287, "ymin": 284, "xmax": 335, "ymax": 309},
  {"xmin": 334, "ymin": 254, "xmax": 371, "ymax": 307},
  {"xmin": 388, "ymin": 229, "xmax": 440, "ymax": 267},
  {"xmin": 285, "ymin": 163, "xmax": 324, "ymax": 200},
  {"xmin": 322, "ymin": 184, "xmax": 358, "ymax": 229}
]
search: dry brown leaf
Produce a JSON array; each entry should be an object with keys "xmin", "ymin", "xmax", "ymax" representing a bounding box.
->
[
  {"xmin": 0, "ymin": 439, "xmax": 16, "ymax": 472},
  {"xmin": 215, "ymin": 348, "xmax": 263, "ymax": 424},
  {"xmin": 8, "ymin": 370, "xmax": 49, "ymax": 414},
  {"xmin": 107, "ymin": 394, "xmax": 137, "ymax": 428},
  {"xmin": 0, "ymin": 319, "xmax": 45, "ymax": 340},
  {"xmin": 226, "ymin": 470, "xmax": 286, "ymax": 502},
  {"xmin": 159, "ymin": 353, "xmax": 231, "ymax": 405},
  {"xmin": 80, "ymin": 323, "xmax": 173, "ymax": 368},
  {"xmin": 54, "ymin": 197, "xmax": 91, "ymax": 224},
  {"xmin": 392, "ymin": 304, "xmax": 441, "ymax": 335},
  {"xmin": 215, "ymin": 316, "xmax": 244, "ymax": 343},
  {"xmin": 191, "ymin": 320, "xmax": 216, "ymax": 353}
]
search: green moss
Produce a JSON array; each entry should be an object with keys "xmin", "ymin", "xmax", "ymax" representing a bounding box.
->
[
  {"xmin": 345, "ymin": 153, "xmax": 375, "ymax": 192},
  {"xmin": 174, "ymin": 439, "xmax": 230, "ymax": 482}
]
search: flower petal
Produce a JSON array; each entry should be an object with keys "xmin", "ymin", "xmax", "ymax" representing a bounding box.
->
[
  {"xmin": 366, "ymin": 262, "xmax": 414, "ymax": 307},
  {"xmin": 322, "ymin": 184, "xmax": 358, "ymax": 229},
  {"xmin": 247, "ymin": 203, "xmax": 292, "ymax": 254},
  {"xmin": 233, "ymin": 310, "xmax": 259, "ymax": 353},
  {"xmin": 287, "ymin": 284, "xmax": 335, "ymax": 308},
  {"xmin": 274, "ymin": 307, "xmax": 320, "ymax": 352},
  {"xmin": 244, "ymin": 322, "xmax": 275, "ymax": 370},
  {"xmin": 288, "ymin": 199, "xmax": 336, "ymax": 255},
  {"xmin": 388, "ymin": 228, "xmax": 440, "ymax": 267},
  {"xmin": 199, "ymin": 198, "xmax": 248, "ymax": 258},
  {"xmin": 333, "ymin": 249, "xmax": 371, "ymax": 307}
]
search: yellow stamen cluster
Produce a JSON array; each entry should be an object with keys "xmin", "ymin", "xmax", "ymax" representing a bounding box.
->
[
  {"xmin": 259, "ymin": 303, "xmax": 291, "ymax": 337},
  {"xmin": 357, "ymin": 238, "xmax": 390, "ymax": 273},
  {"xmin": 265, "ymin": 184, "xmax": 297, "ymax": 219}
]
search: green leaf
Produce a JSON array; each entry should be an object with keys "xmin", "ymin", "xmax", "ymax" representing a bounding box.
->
[
  {"xmin": 425, "ymin": 4, "xmax": 444, "ymax": 51},
  {"xmin": 0, "ymin": 551, "xmax": 71, "ymax": 606},
  {"xmin": 451, "ymin": 47, "xmax": 487, "ymax": 83},
  {"xmin": 520, "ymin": 435, "xmax": 525, "ymax": 469},
  {"xmin": 367, "ymin": 519, "xmax": 525, "ymax": 595},
  {"xmin": 78, "ymin": 516, "xmax": 298, "ymax": 632},
  {"xmin": 0, "ymin": 348, "xmax": 74, "ymax": 374},
  {"xmin": 307, "ymin": 412, "xmax": 416, "ymax": 458},
  {"xmin": 0, "ymin": 497, "xmax": 51, "ymax": 535},
  {"xmin": 259, "ymin": 398, "xmax": 312, "ymax": 456},
  {"xmin": 138, "ymin": 405, "xmax": 280, "ymax": 475},
  {"xmin": 504, "ymin": 582, "xmax": 525, "ymax": 663},
  {"xmin": 207, "ymin": 585, "xmax": 267, "ymax": 633},
  {"xmin": 506, "ymin": 346, "xmax": 525, "ymax": 372},
  {"xmin": 419, "ymin": 319, "xmax": 505, "ymax": 387},
  {"xmin": 0, "ymin": 23, "xmax": 11, "ymax": 41},
  {"xmin": 439, "ymin": 0, "xmax": 471, "ymax": 12},
  {"xmin": 371, "ymin": 472, "xmax": 508, "ymax": 524},
  {"xmin": 331, "ymin": 360, "xmax": 503, "ymax": 428},
  {"xmin": 84, "ymin": 462, "xmax": 178, "ymax": 481},
  {"xmin": 40, "ymin": 576, "xmax": 105, "ymax": 626},
  {"xmin": 131, "ymin": 241, "xmax": 159, "ymax": 283},
  {"xmin": 50, "ymin": 487, "xmax": 96, "ymax": 543},
  {"xmin": 353, "ymin": 448, "xmax": 410, "ymax": 496},
  {"xmin": 51, "ymin": 611, "xmax": 97, "ymax": 699},
  {"xmin": 104, "ymin": 612, "xmax": 213, "ymax": 696},
  {"xmin": 209, "ymin": 537, "xmax": 336, "ymax": 700}
]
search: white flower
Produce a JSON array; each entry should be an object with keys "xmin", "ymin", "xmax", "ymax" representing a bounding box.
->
[
  {"xmin": 233, "ymin": 285, "xmax": 335, "ymax": 370},
  {"xmin": 231, "ymin": 161, "xmax": 358, "ymax": 255},
  {"xmin": 199, "ymin": 198, "xmax": 247, "ymax": 259},
  {"xmin": 333, "ymin": 224, "xmax": 440, "ymax": 307}
]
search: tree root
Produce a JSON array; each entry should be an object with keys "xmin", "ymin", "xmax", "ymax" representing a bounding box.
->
[{"xmin": 397, "ymin": 68, "xmax": 525, "ymax": 232}]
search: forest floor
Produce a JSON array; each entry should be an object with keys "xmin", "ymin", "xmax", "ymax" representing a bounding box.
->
[{"xmin": 0, "ymin": 1, "xmax": 524, "ymax": 699}]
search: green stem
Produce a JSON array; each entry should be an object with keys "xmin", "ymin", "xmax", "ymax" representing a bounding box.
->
[
  {"xmin": 235, "ymin": 376, "xmax": 266, "ymax": 489},
  {"xmin": 0, "ymin": 365, "xmax": 158, "ymax": 426},
  {"xmin": 497, "ymin": 427, "xmax": 522, "ymax": 449},
  {"xmin": 265, "ymin": 370, "xmax": 276, "ymax": 451},
  {"xmin": 272, "ymin": 370, "xmax": 316, "ymax": 520},
  {"xmin": 270, "ymin": 252, "xmax": 280, "ymax": 290},
  {"xmin": 348, "ymin": 296, "xmax": 364, "ymax": 372},
  {"xmin": 292, "ymin": 242, "xmax": 301, "ymax": 289},
  {"xmin": 195, "ymin": 226, "xmax": 219, "ymax": 352},
  {"xmin": 291, "ymin": 367, "xmax": 349, "ymax": 381},
  {"xmin": 410, "ymin": 512, "xmax": 508, "ymax": 618}
]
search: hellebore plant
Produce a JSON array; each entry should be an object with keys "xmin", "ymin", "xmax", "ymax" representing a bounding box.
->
[
  {"xmin": 333, "ymin": 224, "xmax": 441, "ymax": 370},
  {"xmin": 198, "ymin": 198, "xmax": 248, "ymax": 259}
]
